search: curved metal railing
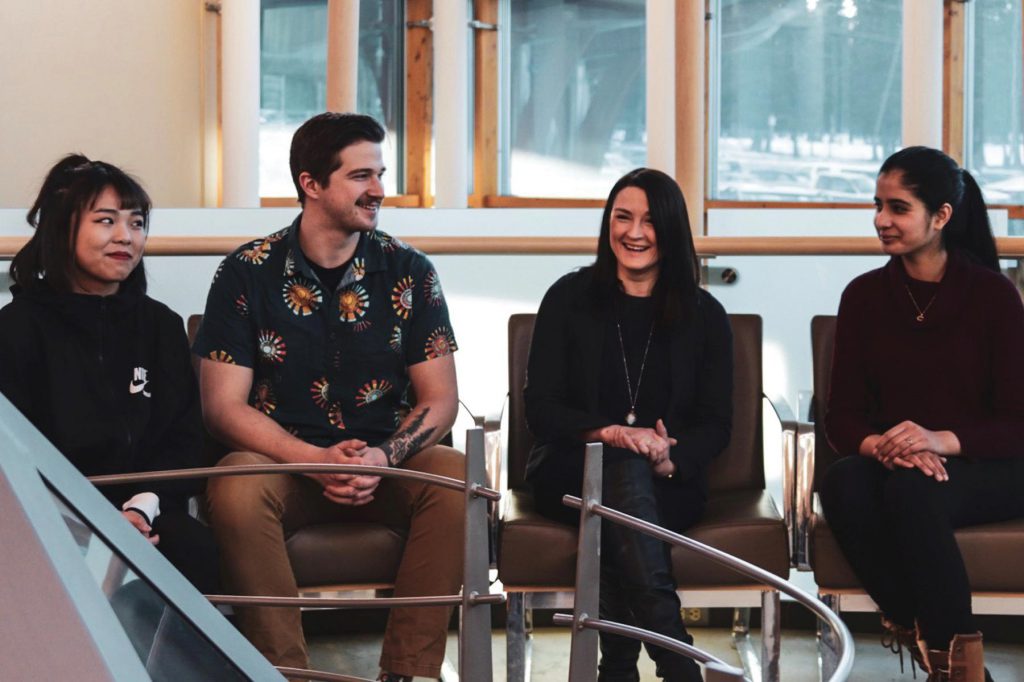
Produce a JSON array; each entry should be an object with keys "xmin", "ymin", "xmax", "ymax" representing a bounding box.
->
[
  {"xmin": 89, "ymin": 428, "xmax": 501, "ymax": 682},
  {"xmin": 554, "ymin": 442, "xmax": 855, "ymax": 682}
]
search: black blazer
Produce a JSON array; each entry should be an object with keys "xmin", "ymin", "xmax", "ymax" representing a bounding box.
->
[{"xmin": 523, "ymin": 268, "xmax": 733, "ymax": 498}]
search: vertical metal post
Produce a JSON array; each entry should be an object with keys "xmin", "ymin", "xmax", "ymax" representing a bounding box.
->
[
  {"xmin": 460, "ymin": 428, "xmax": 493, "ymax": 681},
  {"xmin": 505, "ymin": 592, "xmax": 531, "ymax": 682},
  {"xmin": 566, "ymin": 443, "xmax": 603, "ymax": 682},
  {"xmin": 761, "ymin": 590, "xmax": 781, "ymax": 682},
  {"xmin": 817, "ymin": 593, "xmax": 842, "ymax": 682}
]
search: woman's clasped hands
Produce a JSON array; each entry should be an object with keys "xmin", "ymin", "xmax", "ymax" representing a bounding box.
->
[
  {"xmin": 868, "ymin": 420, "xmax": 961, "ymax": 482},
  {"xmin": 600, "ymin": 419, "xmax": 678, "ymax": 478}
]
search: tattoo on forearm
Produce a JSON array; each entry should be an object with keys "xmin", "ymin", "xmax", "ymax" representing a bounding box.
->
[{"xmin": 380, "ymin": 407, "xmax": 437, "ymax": 466}]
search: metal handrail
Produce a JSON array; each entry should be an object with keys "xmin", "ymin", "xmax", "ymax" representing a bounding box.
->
[
  {"xmin": 563, "ymin": 496, "xmax": 855, "ymax": 680},
  {"xmin": 89, "ymin": 429, "xmax": 501, "ymax": 682},
  {"xmin": 550, "ymin": 612, "xmax": 741, "ymax": 671},
  {"xmin": 559, "ymin": 444, "xmax": 855, "ymax": 682},
  {"xmin": 88, "ymin": 462, "xmax": 500, "ymax": 501},
  {"xmin": 557, "ymin": 440, "xmax": 851, "ymax": 679},
  {"xmin": 276, "ymin": 667, "xmax": 371, "ymax": 682}
]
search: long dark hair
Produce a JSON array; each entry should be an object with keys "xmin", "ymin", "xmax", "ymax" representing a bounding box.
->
[
  {"xmin": 879, "ymin": 146, "xmax": 999, "ymax": 272},
  {"xmin": 590, "ymin": 168, "xmax": 700, "ymax": 326},
  {"xmin": 11, "ymin": 154, "xmax": 151, "ymax": 294}
]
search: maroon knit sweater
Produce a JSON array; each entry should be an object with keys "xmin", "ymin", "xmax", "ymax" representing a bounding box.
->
[{"xmin": 826, "ymin": 252, "xmax": 1024, "ymax": 459}]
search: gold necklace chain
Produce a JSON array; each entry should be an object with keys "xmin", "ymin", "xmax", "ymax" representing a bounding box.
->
[{"xmin": 904, "ymin": 284, "xmax": 938, "ymax": 323}]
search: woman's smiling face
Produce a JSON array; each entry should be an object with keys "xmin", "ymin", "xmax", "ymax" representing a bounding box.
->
[{"xmin": 609, "ymin": 186, "xmax": 660, "ymax": 286}]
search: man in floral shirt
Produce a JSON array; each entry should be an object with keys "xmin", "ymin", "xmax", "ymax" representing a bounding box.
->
[{"xmin": 194, "ymin": 113, "xmax": 462, "ymax": 682}]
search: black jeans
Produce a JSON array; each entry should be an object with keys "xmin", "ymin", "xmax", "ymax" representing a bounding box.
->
[
  {"xmin": 820, "ymin": 455, "xmax": 1024, "ymax": 648},
  {"xmin": 532, "ymin": 449, "xmax": 706, "ymax": 682}
]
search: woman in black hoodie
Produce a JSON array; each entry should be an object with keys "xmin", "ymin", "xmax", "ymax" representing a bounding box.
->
[{"xmin": 0, "ymin": 154, "xmax": 219, "ymax": 593}]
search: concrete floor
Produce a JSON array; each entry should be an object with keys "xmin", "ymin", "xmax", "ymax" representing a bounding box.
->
[{"xmin": 308, "ymin": 626, "xmax": 1024, "ymax": 681}]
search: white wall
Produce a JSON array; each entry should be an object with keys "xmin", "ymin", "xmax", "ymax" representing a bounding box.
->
[{"xmin": 0, "ymin": 1, "xmax": 205, "ymax": 208}]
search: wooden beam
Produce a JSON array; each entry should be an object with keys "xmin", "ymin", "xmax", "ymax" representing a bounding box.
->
[
  {"xmin": 261, "ymin": 195, "xmax": 421, "ymax": 208},
  {"xmin": 675, "ymin": 0, "xmax": 706, "ymax": 235},
  {"xmin": 326, "ymin": 0, "xmax": 360, "ymax": 112},
  {"xmin": 405, "ymin": 0, "xmax": 434, "ymax": 206},
  {"xmin": 483, "ymin": 196, "xmax": 605, "ymax": 208},
  {"xmin": 943, "ymin": 0, "xmax": 966, "ymax": 163},
  {"xmin": 7, "ymin": 235, "xmax": 1024, "ymax": 259},
  {"xmin": 469, "ymin": 0, "xmax": 500, "ymax": 207}
]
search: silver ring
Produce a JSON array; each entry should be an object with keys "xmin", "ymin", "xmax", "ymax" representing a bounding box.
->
[{"xmin": 906, "ymin": 437, "xmax": 914, "ymax": 445}]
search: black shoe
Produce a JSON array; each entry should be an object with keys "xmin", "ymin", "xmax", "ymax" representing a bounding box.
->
[{"xmin": 377, "ymin": 673, "xmax": 412, "ymax": 682}]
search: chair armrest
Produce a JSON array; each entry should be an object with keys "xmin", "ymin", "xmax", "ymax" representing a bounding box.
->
[
  {"xmin": 794, "ymin": 420, "xmax": 816, "ymax": 571},
  {"xmin": 764, "ymin": 394, "xmax": 798, "ymax": 566}
]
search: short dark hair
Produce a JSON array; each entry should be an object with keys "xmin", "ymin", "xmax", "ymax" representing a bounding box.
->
[
  {"xmin": 11, "ymin": 154, "xmax": 151, "ymax": 294},
  {"xmin": 590, "ymin": 168, "xmax": 700, "ymax": 327},
  {"xmin": 289, "ymin": 113, "xmax": 386, "ymax": 204},
  {"xmin": 879, "ymin": 146, "xmax": 998, "ymax": 272}
]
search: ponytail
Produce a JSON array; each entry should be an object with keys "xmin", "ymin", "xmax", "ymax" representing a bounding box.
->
[
  {"xmin": 879, "ymin": 146, "xmax": 999, "ymax": 273},
  {"xmin": 944, "ymin": 169, "xmax": 998, "ymax": 272}
]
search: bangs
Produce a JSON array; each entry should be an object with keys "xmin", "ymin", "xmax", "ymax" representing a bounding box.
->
[
  {"xmin": 108, "ymin": 173, "xmax": 152, "ymax": 214},
  {"xmin": 76, "ymin": 165, "xmax": 152, "ymax": 223}
]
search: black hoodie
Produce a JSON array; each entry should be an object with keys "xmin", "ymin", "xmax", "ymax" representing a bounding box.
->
[{"xmin": 0, "ymin": 285, "xmax": 206, "ymax": 509}]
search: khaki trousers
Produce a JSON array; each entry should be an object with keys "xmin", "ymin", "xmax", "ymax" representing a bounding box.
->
[{"xmin": 207, "ymin": 445, "xmax": 466, "ymax": 678}]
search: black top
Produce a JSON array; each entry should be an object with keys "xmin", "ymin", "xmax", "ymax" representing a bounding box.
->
[
  {"xmin": 0, "ymin": 286, "xmax": 206, "ymax": 509},
  {"xmin": 193, "ymin": 217, "xmax": 458, "ymax": 447},
  {"xmin": 827, "ymin": 252, "xmax": 1024, "ymax": 459},
  {"xmin": 523, "ymin": 268, "xmax": 733, "ymax": 497},
  {"xmin": 308, "ymin": 257, "xmax": 352, "ymax": 294},
  {"xmin": 598, "ymin": 292, "xmax": 671, "ymax": 429}
]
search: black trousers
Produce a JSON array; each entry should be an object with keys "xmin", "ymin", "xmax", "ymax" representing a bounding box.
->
[
  {"xmin": 819, "ymin": 455, "xmax": 1024, "ymax": 648},
  {"xmin": 532, "ymin": 449, "xmax": 705, "ymax": 682},
  {"xmin": 152, "ymin": 508, "xmax": 222, "ymax": 594}
]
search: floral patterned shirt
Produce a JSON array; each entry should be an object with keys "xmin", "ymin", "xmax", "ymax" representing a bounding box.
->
[{"xmin": 193, "ymin": 216, "xmax": 458, "ymax": 447}]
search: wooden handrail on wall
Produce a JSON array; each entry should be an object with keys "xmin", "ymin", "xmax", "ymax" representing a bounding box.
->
[{"xmin": 3, "ymin": 236, "xmax": 1024, "ymax": 258}]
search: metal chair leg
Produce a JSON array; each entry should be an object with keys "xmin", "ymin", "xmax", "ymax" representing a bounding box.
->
[
  {"xmin": 817, "ymin": 593, "xmax": 842, "ymax": 682},
  {"xmin": 506, "ymin": 592, "xmax": 532, "ymax": 682},
  {"xmin": 761, "ymin": 590, "xmax": 781, "ymax": 682},
  {"xmin": 731, "ymin": 607, "xmax": 761, "ymax": 682}
]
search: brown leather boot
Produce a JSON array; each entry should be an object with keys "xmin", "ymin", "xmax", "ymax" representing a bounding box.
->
[
  {"xmin": 948, "ymin": 632, "xmax": 985, "ymax": 682},
  {"xmin": 916, "ymin": 631, "xmax": 986, "ymax": 682}
]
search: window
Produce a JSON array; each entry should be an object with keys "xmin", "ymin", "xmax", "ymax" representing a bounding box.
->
[
  {"xmin": 964, "ymin": 0, "xmax": 1024, "ymax": 208},
  {"xmin": 259, "ymin": 0, "xmax": 404, "ymax": 198},
  {"xmin": 502, "ymin": 0, "xmax": 646, "ymax": 198},
  {"xmin": 709, "ymin": 0, "xmax": 903, "ymax": 203}
]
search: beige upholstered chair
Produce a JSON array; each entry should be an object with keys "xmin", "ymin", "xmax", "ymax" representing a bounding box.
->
[
  {"xmin": 799, "ymin": 314, "xmax": 1024, "ymax": 678},
  {"xmin": 497, "ymin": 313, "xmax": 792, "ymax": 682}
]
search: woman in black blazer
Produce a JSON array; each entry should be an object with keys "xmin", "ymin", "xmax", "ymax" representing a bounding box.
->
[{"xmin": 524, "ymin": 168, "xmax": 733, "ymax": 682}]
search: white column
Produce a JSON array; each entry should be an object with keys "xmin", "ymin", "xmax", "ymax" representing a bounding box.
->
[
  {"xmin": 675, "ymin": 0, "xmax": 705, "ymax": 235},
  {"xmin": 201, "ymin": 5, "xmax": 220, "ymax": 207},
  {"xmin": 902, "ymin": 2, "xmax": 943, "ymax": 148},
  {"xmin": 646, "ymin": 0, "xmax": 675, "ymax": 176},
  {"xmin": 327, "ymin": 0, "xmax": 360, "ymax": 112},
  {"xmin": 433, "ymin": 1, "xmax": 469, "ymax": 208},
  {"xmin": 221, "ymin": 0, "xmax": 261, "ymax": 207}
]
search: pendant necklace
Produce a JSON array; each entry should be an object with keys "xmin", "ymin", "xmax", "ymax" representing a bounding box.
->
[
  {"xmin": 616, "ymin": 321, "xmax": 655, "ymax": 425},
  {"xmin": 904, "ymin": 284, "xmax": 938, "ymax": 323}
]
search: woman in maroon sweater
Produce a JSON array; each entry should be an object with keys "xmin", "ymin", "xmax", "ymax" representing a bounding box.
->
[{"xmin": 822, "ymin": 146, "xmax": 1024, "ymax": 682}]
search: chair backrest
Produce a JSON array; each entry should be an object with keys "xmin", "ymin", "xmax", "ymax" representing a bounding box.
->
[
  {"xmin": 187, "ymin": 314, "xmax": 203, "ymax": 373},
  {"xmin": 506, "ymin": 313, "xmax": 765, "ymax": 494},
  {"xmin": 810, "ymin": 315, "xmax": 841, "ymax": 493},
  {"xmin": 507, "ymin": 314, "xmax": 536, "ymax": 491}
]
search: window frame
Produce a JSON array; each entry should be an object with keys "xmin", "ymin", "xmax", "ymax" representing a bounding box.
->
[
  {"xmin": 257, "ymin": 0, "xmax": 431, "ymax": 208},
  {"xmin": 247, "ymin": 0, "xmax": 1024, "ymax": 216}
]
